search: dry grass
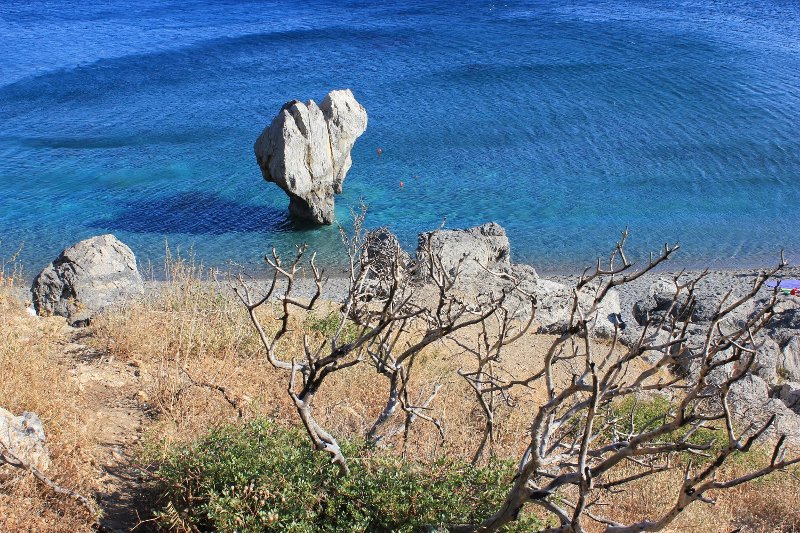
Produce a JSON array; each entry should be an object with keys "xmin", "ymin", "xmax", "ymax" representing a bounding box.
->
[
  {"xmin": 3, "ymin": 248, "xmax": 798, "ymax": 531},
  {"xmin": 0, "ymin": 263, "xmax": 99, "ymax": 532}
]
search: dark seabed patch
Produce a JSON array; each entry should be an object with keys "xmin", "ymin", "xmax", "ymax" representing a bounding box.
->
[{"xmin": 90, "ymin": 191, "xmax": 288, "ymax": 235}]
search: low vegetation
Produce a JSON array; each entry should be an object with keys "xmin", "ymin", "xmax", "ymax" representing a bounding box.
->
[
  {"xmin": 151, "ymin": 419, "xmax": 542, "ymax": 532},
  {"xmin": 2, "ymin": 234, "xmax": 800, "ymax": 531},
  {"xmin": 0, "ymin": 248, "xmax": 98, "ymax": 532}
]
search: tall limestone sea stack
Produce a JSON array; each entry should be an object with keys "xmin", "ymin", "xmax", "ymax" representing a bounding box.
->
[{"xmin": 254, "ymin": 89, "xmax": 368, "ymax": 224}]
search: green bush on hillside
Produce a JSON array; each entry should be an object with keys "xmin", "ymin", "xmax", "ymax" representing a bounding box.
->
[{"xmin": 152, "ymin": 419, "xmax": 543, "ymax": 532}]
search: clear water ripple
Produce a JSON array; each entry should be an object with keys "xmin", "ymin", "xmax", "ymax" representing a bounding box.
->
[{"xmin": 1, "ymin": 0, "xmax": 799, "ymax": 278}]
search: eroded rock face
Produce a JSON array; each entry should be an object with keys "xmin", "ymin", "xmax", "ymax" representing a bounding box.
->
[
  {"xmin": 363, "ymin": 227, "xmax": 410, "ymax": 282},
  {"xmin": 533, "ymin": 280, "xmax": 622, "ymax": 339},
  {"xmin": 728, "ymin": 375, "xmax": 800, "ymax": 440},
  {"xmin": 415, "ymin": 222, "xmax": 511, "ymax": 280},
  {"xmin": 254, "ymin": 89, "xmax": 368, "ymax": 224},
  {"xmin": 31, "ymin": 234, "xmax": 144, "ymax": 327},
  {"xmin": 412, "ymin": 222, "xmax": 621, "ymax": 338},
  {"xmin": 0, "ymin": 408, "xmax": 50, "ymax": 472}
]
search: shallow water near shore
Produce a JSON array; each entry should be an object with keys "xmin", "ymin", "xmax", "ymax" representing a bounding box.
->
[{"xmin": 1, "ymin": 0, "xmax": 799, "ymax": 278}]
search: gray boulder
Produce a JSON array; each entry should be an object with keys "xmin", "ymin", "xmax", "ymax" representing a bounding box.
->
[
  {"xmin": 770, "ymin": 298, "xmax": 800, "ymax": 330},
  {"xmin": 778, "ymin": 382, "xmax": 800, "ymax": 412},
  {"xmin": 728, "ymin": 374, "xmax": 800, "ymax": 440},
  {"xmin": 0, "ymin": 408, "xmax": 50, "ymax": 472},
  {"xmin": 415, "ymin": 222, "xmax": 511, "ymax": 281},
  {"xmin": 362, "ymin": 227, "xmax": 410, "ymax": 286},
  {"xmin": 254, "ymin": 89, "xmax": 368, "ymax": 224},
  {"xmin": 31, "ymin": 234, "xmax": 144, "ymax": 327},
  {"xmin": 533, "ymin": 280, "xmax": 622, "ymax": 339},
  {"xmin": 632, "ymin": 278, "xmax": 716, "ymax": 326},
  {"xmin": 779, "ymin": 337, "xmax": 800, "ymax": 382},
  {"xmin": 412, "ymin": 222, "xmax": 622, "ymax": 338},
  {"xmin": 746, "ymin": 336, "xmax": 800, "ymax": 385}
]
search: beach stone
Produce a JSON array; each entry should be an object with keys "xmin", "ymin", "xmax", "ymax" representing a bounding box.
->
[
  {"xmin": 778, "ymin": 336, "xmax": 800, "ymax": 382},
  {"xmin": 639, "ymin": 327, "xmax": 706, "ymax": 373},
  {"xmin": 730, "ymin": 374, "xmax": 770, "ymax": 409},
  {"xmin": 778, "ymin": 382, "xmax": 800, "ymax": 412},
  {"xmin": 31, "ymin": 234, "xmax": 144, "ymax": 327},
  {"xmin": 0, "ymin": 408, "xmax": 51, "ymax": 472},
  {"xmin": 362, "ymin": 227, "xmax": 410, "ymax": 284},
  {"xmin": 411, "ymin": 221, "xmax": 625, "ymax": 338},
  {"xmin": 726, "ymin": 374, "xmax": 800, "ymax": 439},
  {"xmin": 752, "ymin": 335, "xmax": 800, "ymax": 384},
  {"xmin": 254, "ymin": 89, "xmax": 367, "ymax": 224},
  {"xmin": 632, "ymin": 278, "xmax": 716, "ymax": 326},
  {"xmin": 533, "ymin": 280, "xmax": 622, "ymax": 339},
  {"xmin": 770, "ymin": 298, "xmax": 800, "ymax": 331},
  {"xmin": 415, "ymin": 222, "xmax": 511, "ymax": 280}
]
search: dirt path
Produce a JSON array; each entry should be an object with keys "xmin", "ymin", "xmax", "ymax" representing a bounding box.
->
[{"xmin": 61, "ymin": 330, "xmax": 156, "ymax": 532}]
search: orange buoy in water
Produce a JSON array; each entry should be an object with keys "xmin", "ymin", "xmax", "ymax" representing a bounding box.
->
[
  {"xmin": 377, "ymin": 147, "xmax": 383, "ymax": 156},
  {"xmin": 399, "ymin": 180, "xmax": 404, "ymax": 188}
]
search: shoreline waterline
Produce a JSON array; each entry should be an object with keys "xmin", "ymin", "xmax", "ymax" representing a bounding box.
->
[{"xmin": 2, "ymin": 0, "xmax": 800, "ymax": 278}]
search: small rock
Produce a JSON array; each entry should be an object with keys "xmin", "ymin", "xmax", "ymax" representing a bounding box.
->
[
  {"xmin": 415, "ymin": 222, "xmax": 512, "ymax": 281},
  {"xmin": 362, "ymin": 227, "xmax": 410, "ymax": 283},
  {"xmin": 0, "ymin": 408, "xmax": 51, "ymax": 472},
  {"xmin": 30, "ymin": 234, "xmax": 143, "ymax": 327}
]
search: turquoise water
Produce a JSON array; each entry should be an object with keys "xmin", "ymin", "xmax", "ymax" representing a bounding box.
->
[{"xmin": 1, "ymin": 0, "xmax": 799, "ymax": 278}]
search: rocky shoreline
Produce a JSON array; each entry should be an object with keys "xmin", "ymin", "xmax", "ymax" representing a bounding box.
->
[{"xmin": 16, "ymin": 224, "xmax": 800, "ymax": 444}]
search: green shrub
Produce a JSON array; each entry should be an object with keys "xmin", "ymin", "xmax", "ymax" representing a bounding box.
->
[
  {"xmin": 304, "ymin": 310, "xmax": 359, "ymax": 345},
  {"xmin": 151, "ymin": 419, "xmax": 542, "ymax": 532},
  {"xmin": 605, "ymin": 396, "xmax": 722, "ymax": 458}
]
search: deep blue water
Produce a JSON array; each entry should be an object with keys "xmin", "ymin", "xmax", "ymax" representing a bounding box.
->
[{"xmin": 2, "ymin": 0, "xmax": 799, "ymax": 278}]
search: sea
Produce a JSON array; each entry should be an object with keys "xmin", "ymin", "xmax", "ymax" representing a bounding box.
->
[{"xmin": 1, "ymin": 0, "xmax": 799, "ymax": 279}]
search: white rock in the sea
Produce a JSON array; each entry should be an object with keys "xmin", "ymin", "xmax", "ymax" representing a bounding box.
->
[
  {"xmin": 31, "ymin": 234, "xmax": 144, "ymax": 327},
  {"xmin": 0, "ymin": 408, "xmax": 51, "ymax": 472},
  {"xmin": 254, "ymin": 89, "xmax": 368, "ymax": 224}
]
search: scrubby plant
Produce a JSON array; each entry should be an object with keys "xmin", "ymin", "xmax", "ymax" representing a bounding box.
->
[
  {"xmin": 151, "ymin": 419, "xmax": 543, "ymax": 532},
  {"xmin": 0, "ymin": 241, "xmax": 24, "ymax": 287},
  {"xmin": 229, "ymin": 218, "xmax": 800, "ymax": 532},
  {"xmin": 304, "ymin": 309, "xmax": 359, "ymax": 345}
]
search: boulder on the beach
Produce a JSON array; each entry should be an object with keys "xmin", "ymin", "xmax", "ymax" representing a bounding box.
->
[
  {"xmin": 728, "ymin": 374, "xmax": 800, "ymax": 440},
  {"xmin": 533, "ymin": 279, "xmax": 622, "ymax": 339},
  {"xmin": 632, "ymin": 278, "xmax": 717, "ymax": 326},
  {"xmin": 411, "ymin": 222, "xmax": 626, "ymax": 337},
  {"xmin": 31, "ymin": 234, "xmax": 144, "ymax": 327},
  {"xmin": 734, "ymin": 334, "xmax": 800, "ymax": 386},
  {"xmin": 362, "ymin": 227, "xmax": 410, "ymax": 283},
  {"xmin": 765, "ymin": 299, "xmax": 800, "ymax": 347},
  {"xmin": 779, "ymin": 336, "xmax": 800, "ymax": 382},
  {"xmin": 0, "ymin": 408, "xmax": 50, "ymax": 472},
  {"xmin": 254, "ymin": 89, "xmax": 368, "ymax": 224},
  {"xmin": 415, "ymin": 222, "xmax": 512, "ymax": 280},
  {"xmin": 778, "ymin": 382, "xmax": 800, "ymax": 413}
]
